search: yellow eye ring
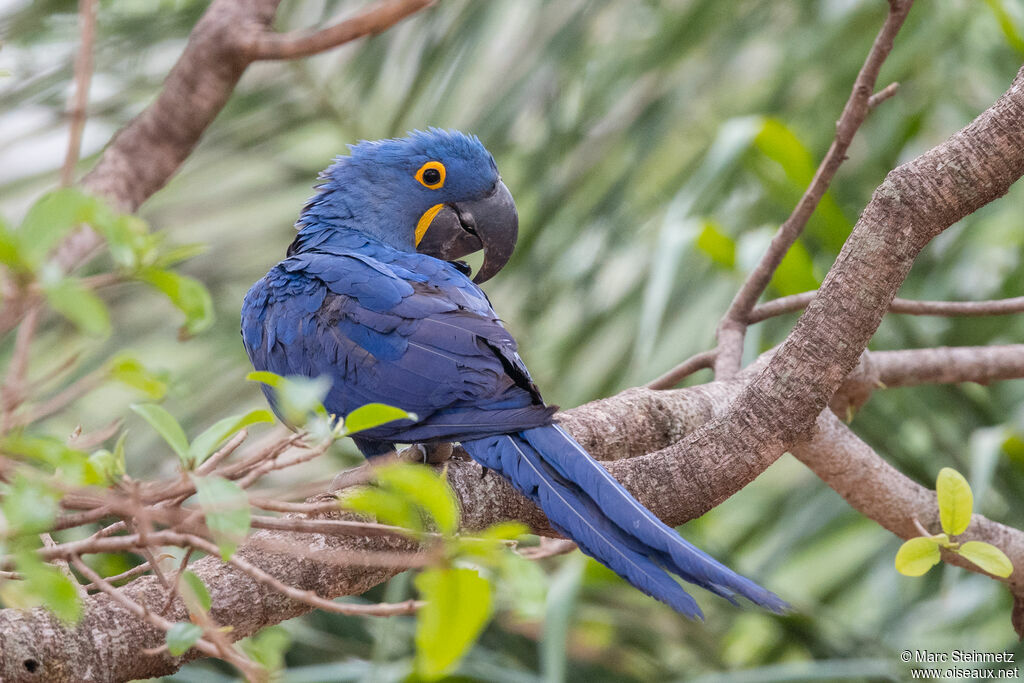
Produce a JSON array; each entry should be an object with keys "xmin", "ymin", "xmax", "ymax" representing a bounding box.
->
[{"xmin": 415, "ymin": 161, "xmax": 446, "ymax": 189}]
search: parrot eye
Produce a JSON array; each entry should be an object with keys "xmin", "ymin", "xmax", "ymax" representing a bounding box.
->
[{"xmin": 415, "ymin": 161, "xmax": 446, "ymax": 189}]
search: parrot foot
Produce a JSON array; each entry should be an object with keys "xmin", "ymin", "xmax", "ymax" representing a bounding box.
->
[
  {"xmin": 479, "ymin": 465, "xmax": 490, "ymax": 480},
  {"xmin": 398, "ymin": 442, "xmax": 453, "ymax": 465}
]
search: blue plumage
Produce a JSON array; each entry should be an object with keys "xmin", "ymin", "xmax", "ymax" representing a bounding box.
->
[{"xmin": 241, "ymin": 129, "xmax": 785, "ymax": 617}]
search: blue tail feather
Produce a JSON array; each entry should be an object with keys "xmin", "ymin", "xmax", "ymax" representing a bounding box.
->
[{"xmin": 461, "ymin": 425, "xmax": 788, "ymax": 618}]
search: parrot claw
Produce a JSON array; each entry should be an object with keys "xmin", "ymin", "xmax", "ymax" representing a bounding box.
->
[
  {"xmin": 480, "ymin": 465, "xmax": 490, "ymax": 480},
  {"xmin": 398, "ymin": 442, "xmax": 454, "ymax": 465}
]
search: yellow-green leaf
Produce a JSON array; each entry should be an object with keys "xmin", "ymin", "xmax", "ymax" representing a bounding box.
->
[
  {"xmin": 895, "ymin": 536, "xmax": 941, "ymax": 577},
  {"xmin": 131, "ymin": 403, "xmax": 189, "ymax": 463},
  {"xmin": 414, "ymin": 567, "xmax": 493, "ymax": 680},
  {"xmin": 186, "ymin": 409, "xmax": 274, "ymax": 466},
  {"xmin": 108, "ymin": 354, "xmax": 168, "ymax": 399},
  {"xmin": 166, "ymin": 622, "xmax": 203, "ymax": 656},
  {"xmin": 957, "ymin": 541, "xmax": 1013, "ymax": 578},
  {"xmin": 695, "ymin": 221, "xmax": 735, "ymax": 269},
  {"xmin": 44, "ymin": 279, "xmax": 111, "ymax": 337},
  {"xmin": 937, "ymin": 467, "xmax": 973, "ymax": 535},
  {"xmin": 192, "ymin": 475, "xmax": 251, "ymax": 560},
  {"xmin": 341, "ymin": 403, "xmax": 415, "ymax": 435},
  {"xmin": 342, "ymin": 487, "xmax": 422, "ymax": 534},
  {"xmin": 180, "ymin": 569, "xmax": 212, "ymax": 614},
  {"xmin": 375, "ymin": 464, "xmax": 459, "ymax": 536},
  {"xmin": 138, "ymin": 268, "xmax": 214, "ymax": 337}
]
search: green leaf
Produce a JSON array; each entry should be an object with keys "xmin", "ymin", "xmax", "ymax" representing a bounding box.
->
[
  {"xmin": 985, "ymin": 0, "xmax": 1024, "ymax": 57},
  {"xmin": 0, "ymin": 221, "xmax": 24, "ymax": 270},
  {"xmin": 180, "ymin": 570, "xmax": 212, "ymax": 613},
  {"xmin": 138, "ymin": 268, "xmax": 214, "ymax": 337},
  {"xmin": 341, "ymin": 403, "xmax": 415, "ymax": 435},
  {"xmin": 754, "ymin": 118, "xmax": 816, "ymax": 187},
  {"xmin": 414, "ymin": 567, "xmax": 493, "ymax": 680},
  {"xmin": 374, "ymin": 464, "xmax": 460, "ymax": 535},
  {"xmin": 246, "ymin": 371, "xmax": 285, "ymax": 389},
  {"xmin": 186, "ymin": 409, "xmax": 274, "ymax": 466},
  {"xmin": 1, "ymin": 475, "xmax": 58, "ymax": 536},
  {"xmin": 0, "ymin": 435, "xmax": 95, "ymax": 485},
  {"xmin": 87, "ymin": 448, "xmax": 124, "ymax": 484},
  {"xmin": 153, "ymin": 243, "xmax": 208, "ymax": 269},
  {"xmin": 43, "ymin": 279, "xmax": 111, "ymax": 337},
  {"xmin": 131, "ymin": 404, "xmax": 190, "ymax": 463},
  {"xmin": 108, "ymin": 354, "xmax": 168, "ymax": 399},
  {"xmin": 6, "ymin": 551, "xmax": 83, "ymax": 624},
  {"xmin": 192, "ymin": 475, "xmax": 251, "ymax": 561},
  {"xmin": 895, "ymin": 536, "xmax": 942, "ymax": 577},
  {"xmin": 475, "ymin": 521, "xmax": 530, "ymax": 542},
  {"xmin": 957, "ymin": 541, "xmax": 1014, "ymax": 578},
  {"xmin": 770, "ymin": 239, "xmax": 818, "ymax": 296},
  {"xmin": 936, "ymin": 467, "xmax": 973, "ymax": 536},
  {"xmin": 166, "ymin": 622, "xmax": 203, "ymax": 656},
  {"xmin": 342, "ymin": 487, "xmax": 422, "ymax": 533},
  {"xmin": 17, "ymin": 188, "xmax": 103, "ymax": 267},
  {"xmin": 248, "ymin": 371, "xmax": 329, "ymax": 426},
  {"xmin": 240, "ymin": 625, "xmax": 291, "ymax": 671},
  {"xmin": 497, "ymin": 552, "xmax": 548, "ymax": 620},
  {"xmin": 695, "ymin": 221, "xmax": 736, "ymax": 269},
  {"xmin": 94, "ymin": 213, "xmax": 153, "ymax": 271}
]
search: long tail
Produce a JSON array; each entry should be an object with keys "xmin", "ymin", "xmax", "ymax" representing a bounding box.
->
[{"xmin": 461, "ymin": 425, "xmax": 787, "ymax": 618}]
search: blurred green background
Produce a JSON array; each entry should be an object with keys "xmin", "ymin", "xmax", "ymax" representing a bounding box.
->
[{"xmin": 4, "ymin": 0, "xmax": 1024, "ymax": 680}]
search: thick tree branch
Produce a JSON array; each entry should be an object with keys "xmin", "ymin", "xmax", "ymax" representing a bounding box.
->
[{"xmin": 4, "ymin": 339, "xmax": 1024, "ymax": 681}]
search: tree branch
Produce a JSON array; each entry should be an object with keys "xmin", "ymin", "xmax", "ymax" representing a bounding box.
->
[
  {"xmin": 5, "ymin": 338, "xmax": 1024, "ymax": 680},
  {"xmin": 60, "ymin": 0, "xmax": 97, "ymax": 187},
  {"xmin": 713, "ymin": 0, "xmax": 914, "ymax": 377},
  {"xmin": 749, "ymin": 291, "xmax": 1024, "ymax": 323},
  {"xmin": 249, "ymin": 0, "xmax": 434, "ymax": 60},
  {"xmin": 51, "ymin": 0, "xmax": 430, "ymax": 273}
]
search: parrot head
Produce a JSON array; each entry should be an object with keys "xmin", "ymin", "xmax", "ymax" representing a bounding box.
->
[{"xmin": 295, "ymin": 128, "xmax": 518, "ymax": 283}]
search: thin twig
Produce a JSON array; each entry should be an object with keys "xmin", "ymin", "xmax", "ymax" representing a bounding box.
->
[
  {"xmin": 60, "ymin": 0, "xmax": 98, "ymax": 186},
  {"xmin": 248, "ymin": 514, "xmax": 430, "ymax": 540},
  {"xmin": 749, "ymin": 291, "xmax": 1024, "ymax": 323},
  {"xmin": 711, "ymin": 0, "xmax": 914, "ymax": 378},
  {"xmin": 248, "ymin": 496, "xmax": 342, "ymax": 515},
  {"xmin": 868, "ymin": 81, "xmax": 900, "ymax": 108},
  {"xmin": 194, "ymin": 430, "xmax": 248, "ymax": 475},
  {"xmin": 646, "ymin": 349, "xmax": 717, "ymax": 390},
  {"xmin": 179, "ymin": 532, "xmax": 422, "ymax": 617},
  {"xmin": 81, "ymin": 558, "xmax": 165, "ymax": 592},
  {"xmin": 250, "ymin": 0, "xmax": 433, "ymax": 60},
  {"xmin": 40, "ymin": 533, "xmax": 87, "ymax": 599},
  {"xmin": 518, "ymin": 538, "xmax": 577, "ymax": 560},
  {"xmin": 1, "ymin": 306, "xmax": 40, "ymax": 432},
  {"xmin": 160, "ymin": 548, "xmax": 194, "ymax": 616}
]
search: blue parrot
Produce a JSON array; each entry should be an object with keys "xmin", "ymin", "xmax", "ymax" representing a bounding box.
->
[{"xmin": 241, "ymin": 129, "xmax": 786, "ymax": 618}]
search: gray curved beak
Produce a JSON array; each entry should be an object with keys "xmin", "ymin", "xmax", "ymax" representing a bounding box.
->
[{"xmin": 415, "ymin": 180, "xmax": 518, "ymax": 284}]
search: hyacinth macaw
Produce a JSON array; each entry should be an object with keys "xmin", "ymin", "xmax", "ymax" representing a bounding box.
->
[{"xmin": 241, "ymin": 129, "xmax": 785, "ymax": 618}]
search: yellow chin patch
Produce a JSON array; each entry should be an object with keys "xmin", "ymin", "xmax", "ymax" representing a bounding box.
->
[{"xmin": 415, "ymin": 203, "xmax": 445, "ymax": 246}]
